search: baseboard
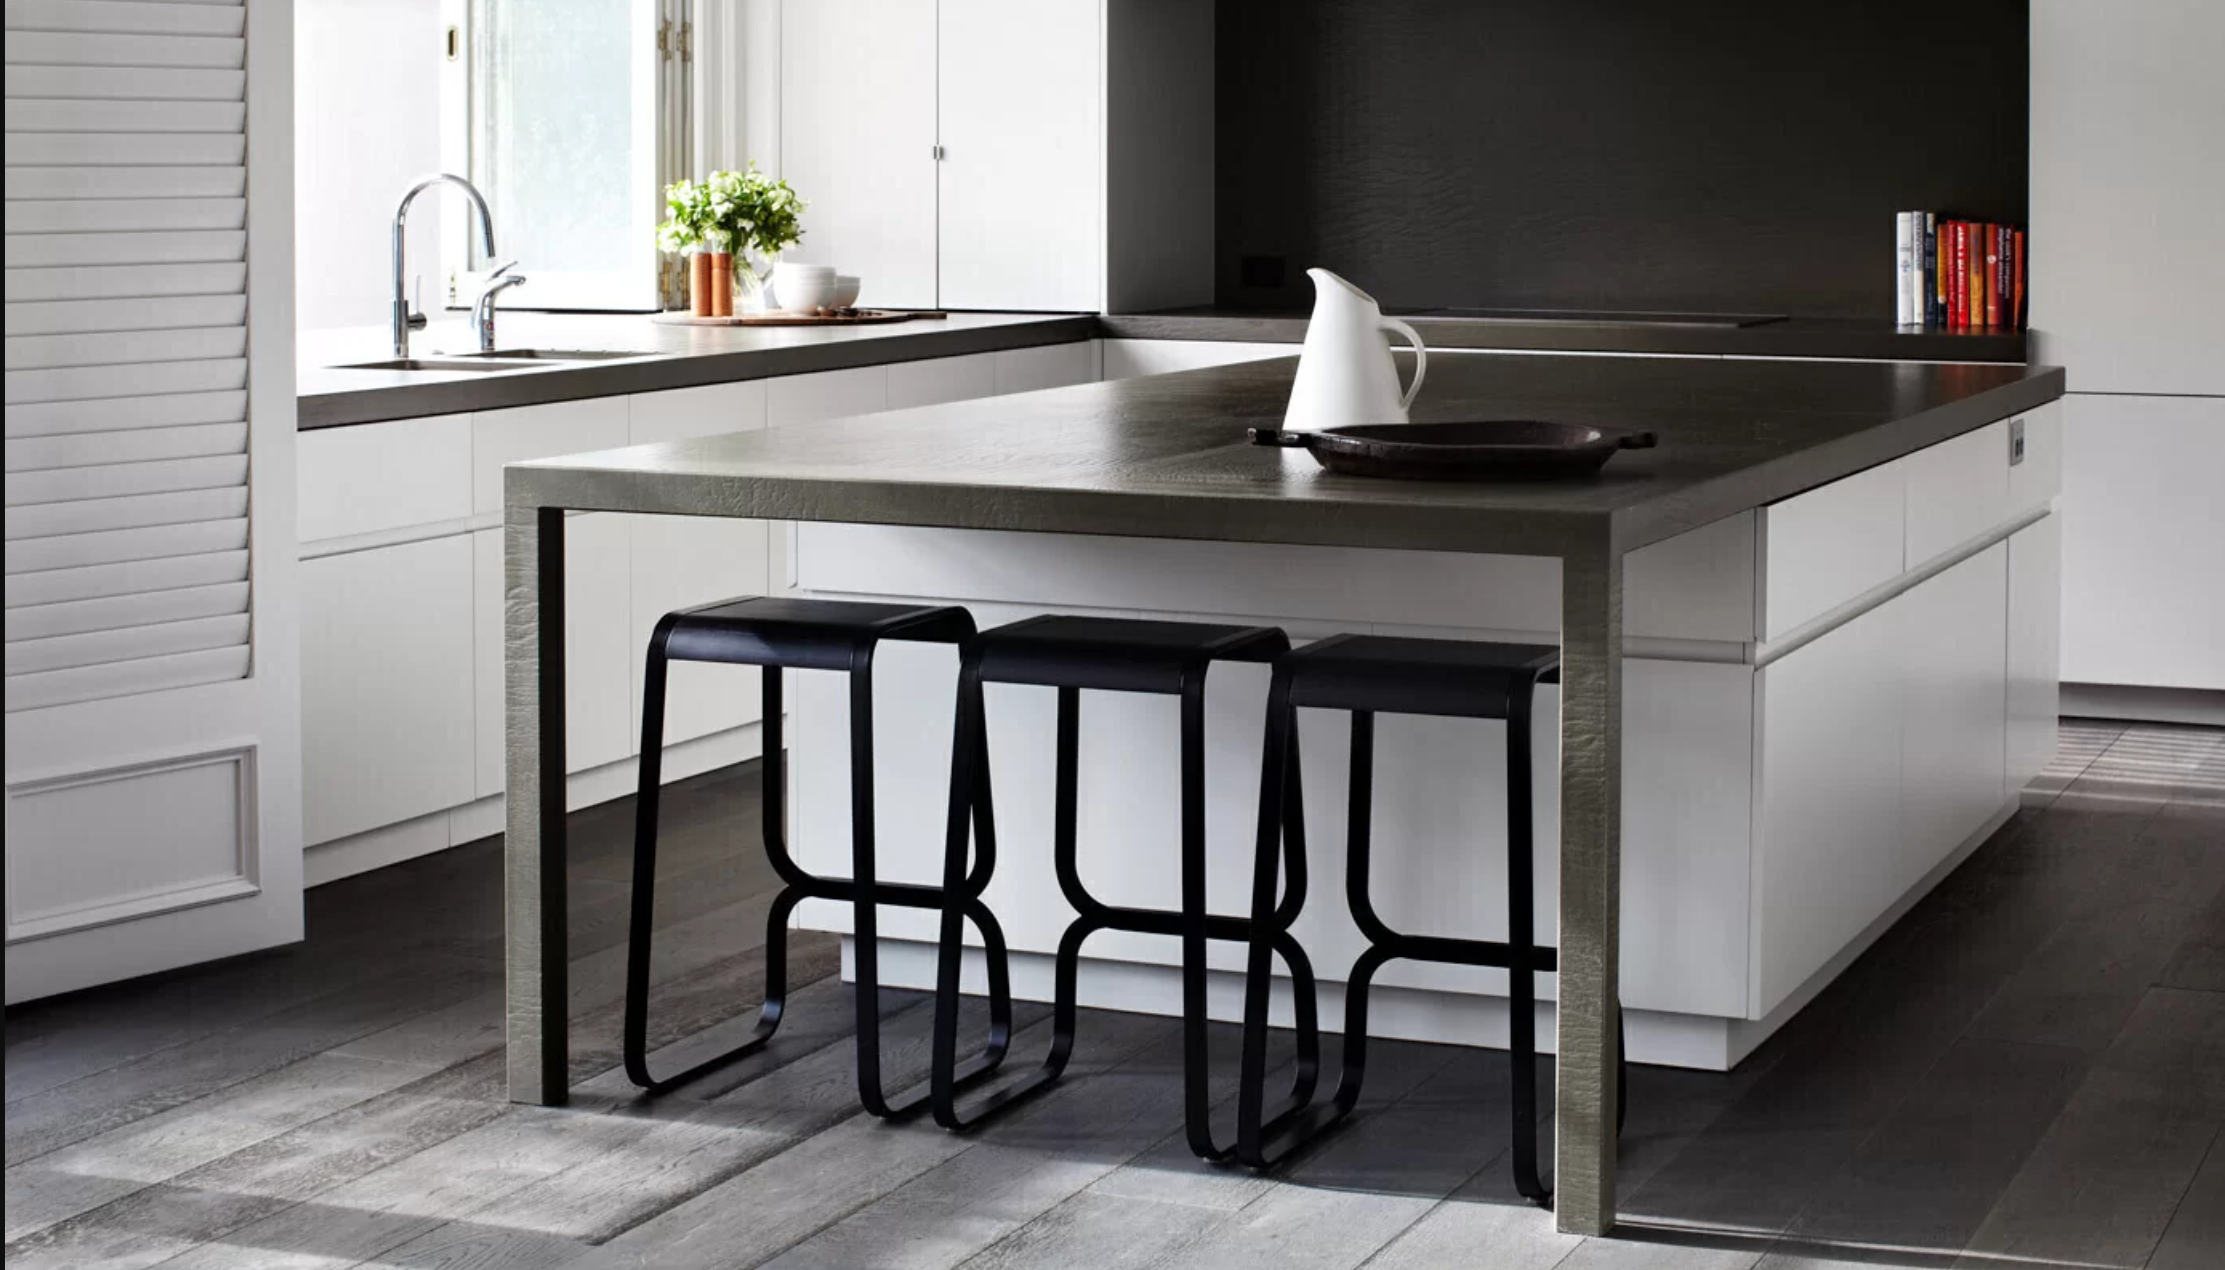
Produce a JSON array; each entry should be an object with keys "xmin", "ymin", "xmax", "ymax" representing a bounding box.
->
[
  {"xmin": 830, "ymin": 795, "xmax": 2024, "ymax": 1075},
  {"xmin": 845, "ymin": 936, "xmax": 1742, "ymax": 1070},
  {"xmin": 2060, "ymin": 684, "xmax": 2225, "ymax": 727},
  {"xmin": 304, "ymin": 721, "xmax": 766, "ymax": 887}
]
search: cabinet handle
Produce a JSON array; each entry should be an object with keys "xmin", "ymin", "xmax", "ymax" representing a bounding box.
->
[{"xmin": 932, "ymin": 144, "xmax": 945, "ymax": 161}]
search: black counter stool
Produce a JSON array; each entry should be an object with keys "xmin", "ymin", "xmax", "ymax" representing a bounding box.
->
[
  {"xmin": 1233, "ymin": 634, "xmax": 1626, "ymax": 1203},
  {"xmin": 624, "ymin": 595, "xmax": 1010, "ymax": 1117},
  {"xmin": 927, "ymin": 615, "xmax": 1322, "ymax": 1161}
]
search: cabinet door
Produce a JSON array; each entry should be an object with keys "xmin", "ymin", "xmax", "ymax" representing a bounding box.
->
[
  {"xmin": 2031, "ymin": 0, "xmax": 2225, "ymax": 395},
  {"xmin": 2060, "ymin": 394, "xmax": 2225, "ymax": 690},
  {"xmin": 937, "ymin": 0, "xmax": 1103, "ymax": 311},
  {"xmin": 779, "ymin": 0, "xmax": 937, "ymax": 309},
  {"xmin": 995, "ymin": 342, "xmax": 1098, "ymax": 394},
  {"xmin": 1100, "ymin": 340, "xmax": 1292, "ymax": 381},
  {"xmin": 2007, "ymin": 515, "xmax": 2062, "ymax": 795},
  {"xmin": 628, "ymin": 382, "xmax": 773, "ymax": 747},
  {"xmin": 301, "ymin": 537, "xmax": 476, "ymax": 846},
  {"xmin": 766, "ymin": 366, "xmax": 887, "ymax": 426},
  {"xmin": 1753, "ymin": 600, "xmax": 1903, "ymax": 1018},
  {"xmin": 887, "ymin": 353, "xmax": 997, "ymax": 410},
  {"xmin": 297, "ymin": 413, "xmax": 471, "ymax": 543},
  {"xmin": 1898, "ymin": 544, "xmax": 2008, "ymax": 887},
  {"xmin": 472, "ymin": 515, "xmax": 634, "ymax": 797}
]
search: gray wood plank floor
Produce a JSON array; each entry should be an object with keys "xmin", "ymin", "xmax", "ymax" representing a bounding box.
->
[{"xmin": 6, "ymin": 721, "xmax": 2220, "ymax": 1270}]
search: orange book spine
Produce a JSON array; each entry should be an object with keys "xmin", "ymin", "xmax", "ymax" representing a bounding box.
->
[{"xmin": 1967, "ymin": 224, "xmax": 1985, "ymax": 328}]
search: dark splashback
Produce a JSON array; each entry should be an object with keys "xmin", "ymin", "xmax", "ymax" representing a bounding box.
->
[{"xmin": 1216, "ymin": 0, "xmax": 2029, "ymax": 318}]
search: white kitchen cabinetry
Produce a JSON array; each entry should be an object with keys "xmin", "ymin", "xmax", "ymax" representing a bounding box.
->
[
  {"xmin": 294, "ymin": 347, "xmax": 1090, "ymax": 882},
  {"xmin": 2059, "ymin": 394, "xmax": 2225, "ymax": 692},
  {"xmin": 2031, "ymin": 0, "xmax": 2225, "ymax": 705},
  {"xmin": 1102, "ymin": 340, "xmax": 1293, "ymax": 381},
  {"xmin": 778, "ymin": 0, "xmax": 938, "ymax": 309},
  {"xmin": 936, "ymin": 0, "xmax": 1103, "ymax": 312},
  {"xmin": 301, "ymin": 537, "xmax": 476, "ymax": 846},
  {"xmin": 778, "ymin": 1, "xmax": 1214, "ymax": 313},
  {"xmin": 2007, "ymin": 515, "xmax": 2063, "ymax": 795},
  {"xmin": 1895, "ymin": 546, "xmax": 2008, "ymax": 898}
]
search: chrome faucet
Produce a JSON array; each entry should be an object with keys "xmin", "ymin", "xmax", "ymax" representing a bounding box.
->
[
  {"xmin": 475, "ymin": 261, "xmax": 527, "ymax": 352},
  {"xmin": 392, "ymin": 173, "xmax": 495, "ymax": 358}
]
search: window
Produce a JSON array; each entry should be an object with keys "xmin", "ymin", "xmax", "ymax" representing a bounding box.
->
[{"xmin": 444, "ymin": 0, "xmax": 682, "ymax": 311}]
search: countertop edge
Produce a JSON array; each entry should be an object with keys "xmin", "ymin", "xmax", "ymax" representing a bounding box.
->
[
  {"xmin": 1095, "ymin": 311, "xmax": 2030, "ymax": 364},
  {"xmin": 297, "ymin": 314, "xmax": 1099, "ymax": 430}
]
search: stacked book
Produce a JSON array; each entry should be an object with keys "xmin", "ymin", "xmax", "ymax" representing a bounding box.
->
[{"xmin": 1895, "ymin": 212, "xmax": 2026, "ymax": 331}]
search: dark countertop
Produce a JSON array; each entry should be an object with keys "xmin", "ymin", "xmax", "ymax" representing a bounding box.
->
[
  {"xmin": 510, "ymin": 350, "xmax": 2064, "ymax": 558},
  {"xmin": 297, "ymin": 311, "xmax": 1098, "ymax": 429},
  {"xmin": 1097, "ymin": 308, "xmax": 2029, "ymax": 364}
]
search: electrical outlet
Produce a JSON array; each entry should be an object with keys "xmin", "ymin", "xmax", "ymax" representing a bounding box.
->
[{"xmin": 2009, "ymin": 417, "xmax": 2026, "ymax": 466}]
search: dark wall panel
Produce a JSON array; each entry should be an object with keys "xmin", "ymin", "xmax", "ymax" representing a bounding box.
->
[{"xmin": 1216, "ymin": 0, "xmax": 2029, "ymax": 317}]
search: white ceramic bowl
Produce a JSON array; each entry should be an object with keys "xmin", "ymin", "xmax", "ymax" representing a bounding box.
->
[
  {"xmin": 771, "ymin": 262, "xmax": 836, "ymax": 312},
  {"xmin": 831, "ymin": 275, "xmax": 862, "ymax": 308},
  {"xmin": 779, "ymin": 272, "xmax": 840, "ymax": 314}
]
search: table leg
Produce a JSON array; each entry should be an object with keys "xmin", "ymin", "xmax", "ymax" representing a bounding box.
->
[
  {"xmin": 1555, "ymin": 543, "xmax": 1623, "ymax": 1234},
  {"xmin": 506, "ymin": 506, "xmax": 569, "ymax": 1104}
]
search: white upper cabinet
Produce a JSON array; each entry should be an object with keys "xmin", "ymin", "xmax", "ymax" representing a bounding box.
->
[
  {"xmin": 777, "ymin": 0, "xmax": 1214, "ymax": 314},
  {"xmin": 2030, "ymin": 0, "xmax": 2225, "ymax": 395},
  {"xmin": 778, "ymin": 0, "xmax": 939, "ymax": 310},
  {"xmin": 936, "ymin": 0, "xmax": 1103, "ymax": 312}
]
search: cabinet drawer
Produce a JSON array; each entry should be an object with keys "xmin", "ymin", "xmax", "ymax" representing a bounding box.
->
[
  {"xmin": 472, "ymin": 397, "xmax": 631, "ymax": 514},
  {"xmin": 1759, "ymin": 458, "xmax": 1905, "ymax": 639},
  {"xmin": 1905, "ymin": 421, "xmax": 2009, "ymax": 567},
  {"xmin": 297, "ymin": 414, "xmax": 471, "ymax": 543}
]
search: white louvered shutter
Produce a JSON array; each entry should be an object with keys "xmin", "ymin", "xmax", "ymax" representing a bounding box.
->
[{"xmin": 4, "ymin": 0, "xmax": 255, "ymax": 712}]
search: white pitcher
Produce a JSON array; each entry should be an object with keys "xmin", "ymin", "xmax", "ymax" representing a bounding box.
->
[{"xmin": 1283, "ymin": 268, "xmax": 1428, "ymax": 432}]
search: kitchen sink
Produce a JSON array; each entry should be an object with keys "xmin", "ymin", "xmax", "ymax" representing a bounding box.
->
[
  {"xmin": 333, "ymin": 357, "xmax": 549, "ymax": 373},
  {"xmin": 460, "ymin": 349, "xmax": 656, "ymax": 361}
]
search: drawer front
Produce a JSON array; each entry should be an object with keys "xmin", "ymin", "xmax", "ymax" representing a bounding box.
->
[
  {"xmin": 1905, "ymin": 421, "xmax": 2010, "ymax": 567},
  {"xmin": 297, "ymin": 414, "xmax": 471, "ymax": 543},
  {"xmin": 472, "ymin": 397, "xmax": 631, "ymax": 514},
  {"xmin": 1759, "ymin": 457, "xmax": 1906, "ymax": 639}
]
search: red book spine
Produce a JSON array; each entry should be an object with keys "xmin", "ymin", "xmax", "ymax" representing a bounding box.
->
[
  {"xmin": 2013, "ymin": 229, "xmax": 2028, "ymax": 330},
  {"xmin": 1951, "ymin": 223, "xmax": 1968, "ymax": 328}
]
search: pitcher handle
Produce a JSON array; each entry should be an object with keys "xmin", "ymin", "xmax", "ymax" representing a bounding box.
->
[{"xmin": 1379, "ymin": 317, "xmax": 1428, "ymax": 411}]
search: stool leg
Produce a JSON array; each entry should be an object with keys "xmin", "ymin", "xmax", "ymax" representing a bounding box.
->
[
  {"xmin": 1507, "ymin": 680, "xmax": 1550, "ymax": 1205},
  {"xmin": 932, "ymin": 652, "xmax": 1058, "ymax": 1130},
  {"xmin": 626, "ymin": 631, "xmax": 791, "ymax": 1093},
  {"xmin": 1237, "ymin": 667, "xmax": 1330, "ymax": 1168},
  {"xmin": 1176, "ymin": 668, "xmax": 1228, "ymax": 1160}
]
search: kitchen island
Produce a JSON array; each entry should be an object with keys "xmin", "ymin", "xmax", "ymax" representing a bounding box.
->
[{"xmin": 501, "ymin": 351, "xmax": 2064, "ymax": 1234}]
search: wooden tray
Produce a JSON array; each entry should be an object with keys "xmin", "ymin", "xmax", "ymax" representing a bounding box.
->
[{"xmin": 649, "ymin": 309, "xmax": 944, "ymax": 327}]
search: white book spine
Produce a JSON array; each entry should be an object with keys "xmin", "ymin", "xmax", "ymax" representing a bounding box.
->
[{"xmin": 1895, "ymin": 212, "xmax": 1915, "ymax": 327}]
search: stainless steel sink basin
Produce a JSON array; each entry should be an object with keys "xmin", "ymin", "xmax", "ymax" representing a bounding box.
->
[
  {"xmin": 460, "ymin": 349, "xmax": 655, "ymax": 361},
  {"xmin": 333, "ymin": 357, "xmax": 549, "ymax": 373}
]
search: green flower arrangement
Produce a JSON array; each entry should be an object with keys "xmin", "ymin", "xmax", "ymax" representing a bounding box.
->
[{"xmin": 657, "ymin": 165, "xmax": 806, "ymax": 261}]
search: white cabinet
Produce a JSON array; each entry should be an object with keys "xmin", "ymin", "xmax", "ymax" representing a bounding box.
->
[
  {"xmin": 1101, "ymin": 340, "xmax": 1293, "ymax": 381},
  {"xmin": 472, "ymin": 397, "xmax": 630, "ymax": 514},
  {"xmin": 2059, "ymin": 394, "xmax": 2225, "ymax": 691},
  {"xmin": 778, "ymin": 3, "xmax": 1214, "ymax": 312},
  {"xmin": 995, "ymin": 341, "xmax": 1099, "ymax": 394},
  {"xmin": 768, "ymin": 365, "xmax": 888, "ymax": 424},
  {"xmin": 778, "ymin": 0, "xmax": 938, "ymax": 309},
  {"xmin": 298, "ymin": 414, "xmax": 471, "ymax": 543},
  {"xmin": 887, "ymin": 352, "xmax": 996, "ymax": 409},
  {"xmin": 1897, "ymin": 545, "xmax": 2008, "ymax": 890},
  {"xmin": 936, "ymin": 0, "xmax": 1102, "ymax": 312},
  {"xmin": 2007, "ymin": 515, "xmax": 2063, "ymax": 794},
  {"xmin": 301, "ymin": 537, "xmax": 476, "ymax": 846},
  {"xmin": 628, "ymin": 381, "xmax": 774, "ymax": 747},
  {"xmin": 1753, "ymin": 597, "xmax": 1904, "ymax": 1017},
  {"xmin": 472, "ymin": 516, "xmax": 635, "ymax": 797},
  {"xmin": 2030, "ymin": 0, "xmax": 2225, "ymax": 397},
  {"xmin": 1758, "ymin": 458, "xmax": 1904, "ymax": 640}
]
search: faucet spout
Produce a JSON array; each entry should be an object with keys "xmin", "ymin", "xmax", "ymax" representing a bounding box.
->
[{"xmin": 392, "ymin": 173, "xmax": 497, "ymax": 358}]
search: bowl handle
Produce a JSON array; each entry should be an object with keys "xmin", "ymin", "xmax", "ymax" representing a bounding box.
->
[{"xmin": 1248, "ymin": 427, "xmax": 1313, "ymax": 448}]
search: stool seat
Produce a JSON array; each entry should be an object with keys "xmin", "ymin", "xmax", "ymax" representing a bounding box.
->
[
  {"xmin": 971, "ymin": 614, "xmax": 1286, "ymax": 694},
  {"xmin": 1282, "ymin": 634, "xmax": 1558, "ymax": 719},
  {"xmin": 659, "ymin": 597, "xmax": 974, "ymax": 671}
]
